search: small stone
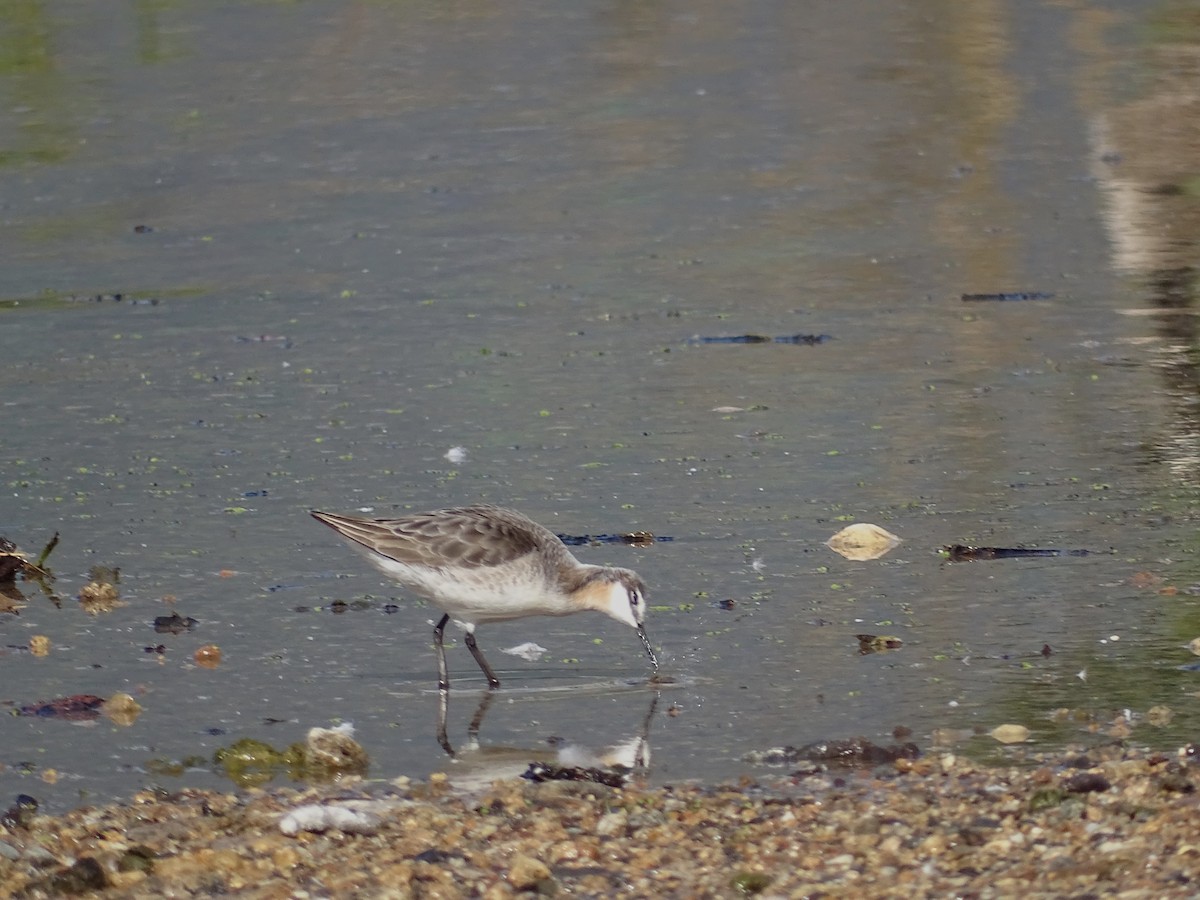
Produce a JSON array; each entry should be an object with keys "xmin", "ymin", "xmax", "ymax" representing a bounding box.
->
[
  {"xmin": 730, "ymin": 871, "xmax": 773, "ymax": 893},
  {"xmin": 508, "ymin": 854, "xmax": 552, "ymax": 890},
  {"xmin": 1146, "ymin": 705, "xmax": 1173, "ymax": 727},
  {"xmin": 103, "ymin": 692, "xmax": 143, "ymax": 726},
  {"xmin": 306, "ymin": 724, "xmax": 369, "ymax": 772},
  {"xmin": 990, "ymin": 724, "xmax": 1031, "ymax": 744},
  {"xmin": 20, "ymin": 844, "xmax": 58, "ymax": 867},
  {"xmin": 825, "ymin": 523, "xmax": 902, "ymax": 560},
  {"xmin": 595, "ymin": 810, "xmax": 628, "ymax": 837},
  {"xmin": 46, "ymin": 857, "xmax": 108, "ymax": 893},
  {"xmin": 116, "ymin": 845, "xmax": 155, "ymax": 873},
  {"xmin": 1064, "ymin": 772, "xmax": 1111, "ymax": 794},
  {"xmin": 194, "ymin": 644, "xmax": 222, "ymax": 668}
]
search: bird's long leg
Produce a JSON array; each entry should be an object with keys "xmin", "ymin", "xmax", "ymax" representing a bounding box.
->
[
  {"xmin": 468, "ymin": 690, "xmax": 496, "ymax": 741},
  {"xmin": 633, "ymin": 692, "xmax": 660, "ymax": 769},
  {"xmin": 436, "ymin": 685, "xmax": 454, "ymax": 757},
  {"xmin": 464, "ymin": 629, "xmax": 501, "ymax": 689},
  {"xmin": 434, "ymin": 614, "xmax": 451, "ymax": 691}
]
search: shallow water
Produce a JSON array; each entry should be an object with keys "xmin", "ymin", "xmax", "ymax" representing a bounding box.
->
[{"xmin": 4, "ymin": 0, "xmax": 1199, "ymax": 812}]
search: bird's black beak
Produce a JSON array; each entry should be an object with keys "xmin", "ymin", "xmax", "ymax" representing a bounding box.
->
[{"xmin": 637, "ymin": 625, "xmax": 658, "ymax": 670}]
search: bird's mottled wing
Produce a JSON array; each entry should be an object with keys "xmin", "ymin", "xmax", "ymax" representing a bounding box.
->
[{"xmin": 312, "ymin": 506, "xmax": 566, "ymax": 570}]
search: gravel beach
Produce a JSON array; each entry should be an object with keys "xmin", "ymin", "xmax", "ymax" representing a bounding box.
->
[{"xmin": 3, "ymin": 743, "xmax": 1199, "ymax": 898}]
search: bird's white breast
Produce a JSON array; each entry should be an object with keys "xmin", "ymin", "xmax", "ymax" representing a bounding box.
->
[{"xmin": 360, "ymin": 551, "xmax": 575, "ymax": 625}]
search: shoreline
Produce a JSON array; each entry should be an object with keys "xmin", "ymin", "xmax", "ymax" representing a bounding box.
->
[{"xmin": 3, "ymin": 743, "xmax": 1198, "ymax": 897}]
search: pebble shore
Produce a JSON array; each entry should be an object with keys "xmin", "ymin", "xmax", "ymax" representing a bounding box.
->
[{"xmin": 3, "ymin": 744, "xmax": 1199, "ymax": 898}]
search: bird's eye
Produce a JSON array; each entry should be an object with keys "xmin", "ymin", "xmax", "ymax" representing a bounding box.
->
[{"xmin": 629, "ymin": 589, "xmax": 641, "ymax": 608}]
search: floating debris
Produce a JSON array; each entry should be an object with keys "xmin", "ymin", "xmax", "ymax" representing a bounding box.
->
[
  {"xmin": 70, "ymin": 292, "xmax": 124, "ymax": 302},
  {"xmin": 29, "ymin": 635, "xmax": 51, "ymax": 657},
  {"xmin": 745, "ymin": 738, "xmax": 920, "ymax": 769},
  {"xmin": 0, "ymin": 532, "xmax": 58, "ymax": 584},
  {"xmin": 503, "ymin": 642, "xmax": 548, "ymax": 661},
  {"xmin": 0, "ymin": 542, "xmax": 36, "ymax": 583},
  {"xmin": 18, "ymin": 694, "xmax": 106, "ymax": 720},
  {"xmin": 214, "ymin": 730, "xmax": 371, "ymax": 789},
  {"xmin": 826, "ymin": 524, "xmax": 902, "ymax": 561},
  {"xmin": 80, "ymin": 581, "xmax": 121, "ymax": 613},
  {"xmin": 0, "ymin": 590, "xmax": 21, "ymax": 614},
  {"xmin": 688, "ymin": 333, "xmax": 832, "ymax": 345},
  {"xmin": 155, "ymin": 612, "xmax": 199, "ymax": 634},
  {"xmin": 0, "ymin": 533, "xmax": 61, "ymax": 607},
  {"xmin": 797, "ymin": 738, "xmax": 921, "ymax": 767},
  {"xmin": 621, "ymin": 531, "xmax": 659, "ymax": 547},
  {"xmin": 943, "ymin": 545, "xmax": 1093, "ymax": 561},
  {"xmin": 0, "ymin": 545, "xmax": 21, "ymax": 584},
  {"xmin": 522, "ymin": 762, "xmax": 630, "ymax": 788},
  {"xmin": 233, "ymin": 334, "xmax": 290, "ymax": 345},
  {"xmin": 856, "ymin": 634, "xmax": 903, "ymax": 654},
  {"xmin": 213, "ymin": 738, "xmax": 305, "ymax": 788},
  {"xmin": 59, "ymin": 292, "xmax": 159, "ymax": 306},
  {"xmin": 556, "ymin": 532, "xmax": 673, "ymax": 546},
  {"xmin": 79, "ymin": 566, "xmax": 122, "ymax": 614},
  {"xmin": 960, "ymin": 292, "xmax": 1055, "ymax": 302}
]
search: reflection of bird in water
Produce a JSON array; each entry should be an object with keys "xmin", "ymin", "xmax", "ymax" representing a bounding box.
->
[
  {"xmin": 434, "ymin": 690, "xmax": 658, "ymax": 793},
  {"xmin": 311, "ymin": 506, "xmax": 658, "ymax": 689}
]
